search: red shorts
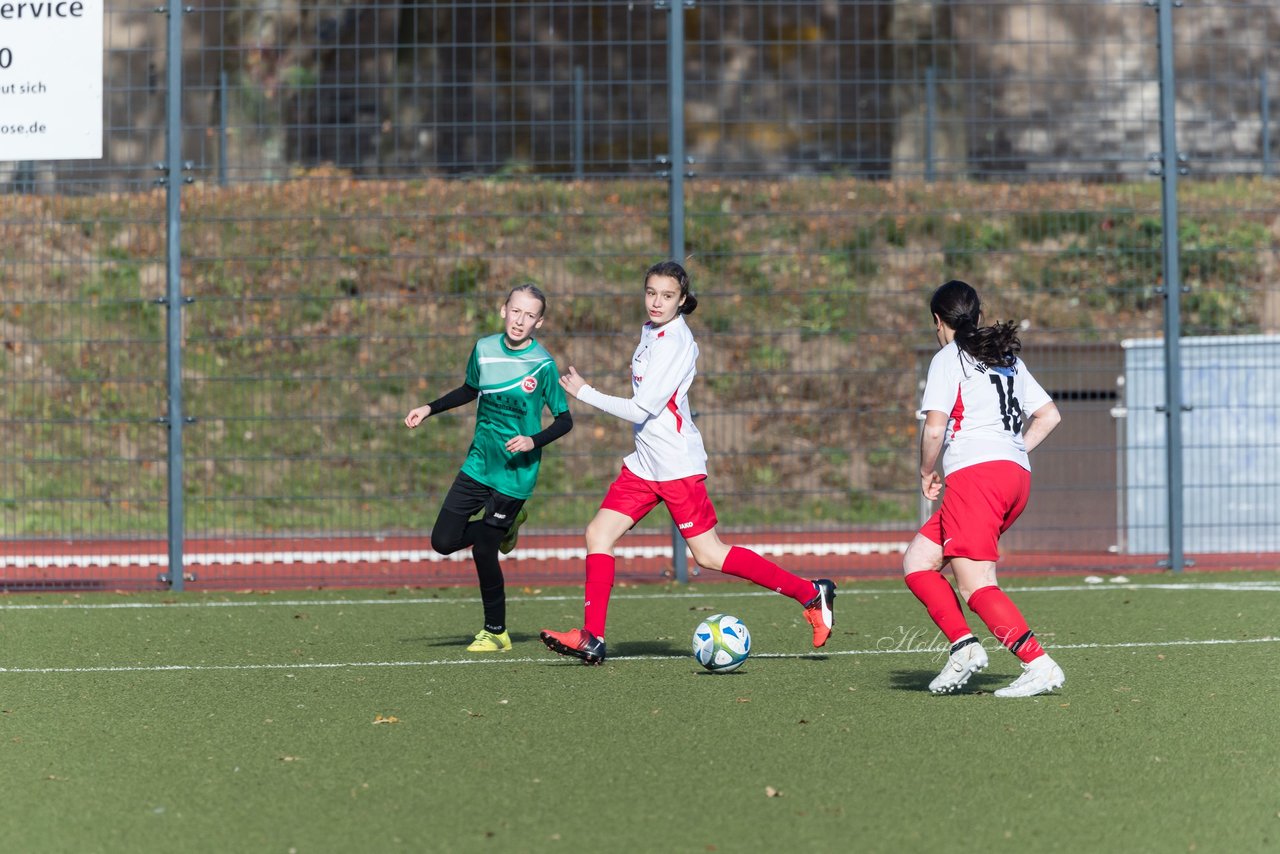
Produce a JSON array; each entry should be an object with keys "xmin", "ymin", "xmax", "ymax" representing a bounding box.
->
[
  {"xmin": 600, "ymin": 465, "xmax": 718, "ymax": 539},
  {"xmin": 919, "ymin": 461, "xmax": 1031, "ymax": 562}
]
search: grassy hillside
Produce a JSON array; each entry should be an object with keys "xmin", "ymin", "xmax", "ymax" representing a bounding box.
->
[{"xmin": 3, "ymin": 176, "xmax": 1277, "ymax": 537}]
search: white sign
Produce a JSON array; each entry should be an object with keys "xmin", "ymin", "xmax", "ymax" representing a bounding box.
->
[{"xmin": 0, "ymin": 0, "xmax": 103, "ymax": 160}]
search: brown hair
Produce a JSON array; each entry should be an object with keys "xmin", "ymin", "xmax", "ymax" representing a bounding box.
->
[
  {"xmin": 506, "ymin": 282, "xmax": 547, "ymax": 315},
  {"xmin": 644, "ymin": 260, "xmax": 698, "ymax": 315},
  {"xmin": 930, "ymin": 279, "xmax": 1020, "ymax": 368}
]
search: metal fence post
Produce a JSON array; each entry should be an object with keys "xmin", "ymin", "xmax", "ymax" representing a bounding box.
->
[
  {"xmin": 161, "ymin": 0, "xmax": 189, "ymax": 590},
  {"xmin": 1154, "ymin": 0, "xmax": 1186, "ymax": 573},
  {"xmin": 665, "ymin": 1, "xmax": 688, "ymax": 260},
  {"xmin": 663, "ymin": 0, "xmax": 690, "ymax": 582}
]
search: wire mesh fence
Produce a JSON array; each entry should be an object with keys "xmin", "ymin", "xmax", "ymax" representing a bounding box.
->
[{"xmin": 3, "ymin": 0, "xmax": 1279, "ymax": 589}]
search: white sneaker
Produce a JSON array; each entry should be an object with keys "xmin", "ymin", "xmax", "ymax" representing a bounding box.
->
[
  {"xmin": 929, "ymin": 637, "xmax": 989, "ymax": 694},
  {"xmin": 994, "ymin": 655, "xmax": 1065, "ymax": 698}
]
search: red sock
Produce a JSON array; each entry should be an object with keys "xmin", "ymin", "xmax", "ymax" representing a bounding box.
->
[
  {"xmin": 720, "ymin": 546, "xmax": 816, "ymax": 605},
  {"xmin": 904, "ymin": 571, "xmax": 973, "ymax": 643},
  {"xmin": 583, "ymin": 553, "xmax": 615, "ymax": 638},
  {"xmin": 966, "ymin": 585, "xmax": 1045, "ymax": 663}
]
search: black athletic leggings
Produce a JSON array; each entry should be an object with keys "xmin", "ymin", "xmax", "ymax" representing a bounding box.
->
[{"xmin": 431, "ymin": 509, "xmax": 508, "ymax": 634}]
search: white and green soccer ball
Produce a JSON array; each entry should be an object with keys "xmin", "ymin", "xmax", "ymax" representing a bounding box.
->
[{"xmin": 692, "ymin": 613, "xmax": 751, "ymax": 673}]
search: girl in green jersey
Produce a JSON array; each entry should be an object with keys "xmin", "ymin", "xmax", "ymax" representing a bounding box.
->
[{"xmin": 405, "ymin": 284, "xmax": 573, "ymax": 651}]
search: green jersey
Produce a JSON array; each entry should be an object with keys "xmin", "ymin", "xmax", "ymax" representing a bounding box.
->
[{"xmin": 460, "ymin": 334, "xmax": 568, "ymax": 499}]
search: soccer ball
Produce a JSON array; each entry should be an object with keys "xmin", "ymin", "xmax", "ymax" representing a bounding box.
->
[{"xmin": 692, "ymin": 614, "xmax": 751, "ymax": 673}]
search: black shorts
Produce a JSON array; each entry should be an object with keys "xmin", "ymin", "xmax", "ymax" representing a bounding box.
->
[{"xmin": 440, "ymin": 471, "xmax": 526, "ymax": 531}]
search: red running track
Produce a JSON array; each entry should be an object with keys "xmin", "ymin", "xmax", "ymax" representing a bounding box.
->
[{"xmin": 2, "ymin": 530, "xmax": 1273, "ymax": 592}]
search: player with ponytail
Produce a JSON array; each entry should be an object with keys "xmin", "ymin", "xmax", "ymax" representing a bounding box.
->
[
  {"xmin": 538, "ymin": 260, "xmax": 835, "ymax": 664},
  {"xmin": 903, "ymin": 279, "xmax": 1066, "ymax": 697}
]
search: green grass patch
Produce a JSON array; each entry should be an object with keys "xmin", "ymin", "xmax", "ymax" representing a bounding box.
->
[{"xmin": 1, "ymin": 571, "xmax": 1276, "ymax": 851}]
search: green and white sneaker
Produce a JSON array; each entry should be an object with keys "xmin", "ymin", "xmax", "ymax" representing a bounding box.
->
[
  {"xmin": 499, "ymin": 508, "xmax": 528, "ymax": 555},
  {"xmin": 994, "ymin": 655, "xmax": 1065, "ymax": 697},
  {"xmin": 466, "ymin": 630, "xmax": 512, "ymax": 652}
]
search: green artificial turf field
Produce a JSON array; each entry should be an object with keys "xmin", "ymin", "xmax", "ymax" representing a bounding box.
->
[{"xmin": 2, "ymin": 571, "xmax": 1277, "ymax": 853}]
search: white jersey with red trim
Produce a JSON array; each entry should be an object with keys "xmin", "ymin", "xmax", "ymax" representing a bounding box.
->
[
  {"xmin": 574, "ymin": 314, "xmax": 708, "ymax": 480},
  {"xmin": 619, "ymin": 314, "xmax": 708, "ymax": 481},
  {"xmin": 920, "ymin": 341, "xmax": 1052, "ymax": 476}
]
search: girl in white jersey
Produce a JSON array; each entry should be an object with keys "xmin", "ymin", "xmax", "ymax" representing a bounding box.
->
[
  {"xmin": 539, "ymin": 260, "xmax": 836, "ymax": 664},
  {"xmin": 903, "ymin": 280, "xmax": 1065, "ymax": 697}
]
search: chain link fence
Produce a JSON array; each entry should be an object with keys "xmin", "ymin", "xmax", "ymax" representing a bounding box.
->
[{"xmin": 3, "ymin": 0, "xmax": 1278, "ymax": 589}]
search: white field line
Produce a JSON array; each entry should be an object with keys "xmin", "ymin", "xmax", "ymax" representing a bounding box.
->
[
  {"xmin": 0, "ymin": 539, "xmax": 910, "ymax": 570},
  {"xmin": 1, "ymin": 580, "xmax": 1278, "ymax": 612},
  {"xmin": 1, "ymin": 636, "xmax": 1277, "ymax": 675}
]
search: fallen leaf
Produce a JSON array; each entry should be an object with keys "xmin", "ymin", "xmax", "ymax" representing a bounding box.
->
[{"xmin": 373, "ymin": 715, "xmax": 400, "ymax": 725}]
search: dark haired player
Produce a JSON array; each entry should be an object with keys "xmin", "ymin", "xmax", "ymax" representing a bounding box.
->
[
  {"xmin": 903, "ymin": 279, "xmax": 1064, "ymax": 697},
  {"xmin": 539, "ymin": 261, "xmax": 835, "ymax": 664}
]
